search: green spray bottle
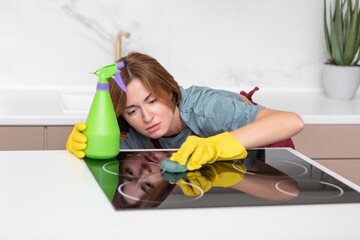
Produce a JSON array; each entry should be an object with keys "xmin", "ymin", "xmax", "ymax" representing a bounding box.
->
[{"xmin": 83, "ymin": 62, "xmax": 128, "ymax": 159}]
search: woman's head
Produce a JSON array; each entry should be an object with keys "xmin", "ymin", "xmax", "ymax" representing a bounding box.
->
[
  {"xmin": 109, "ymin": 52, "xmax": 181, "ymax": 136},
  {"xmin": 112, "ymin": 151, "xmax": 176, "ymax": 209}
]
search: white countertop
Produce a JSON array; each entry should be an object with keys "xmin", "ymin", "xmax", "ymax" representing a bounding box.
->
[
  {"xmin": 0, "ymin": 149, "xmax": 359, "ymax": 240},
  {"xmin": 0, "ymin": 86, "xmax": 360, "ymax": 125}
]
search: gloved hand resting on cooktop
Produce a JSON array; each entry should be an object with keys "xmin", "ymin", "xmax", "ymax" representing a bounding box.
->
[{"xmin": 160, "ymin": 132, "xmax": 247, "ymax": 172}]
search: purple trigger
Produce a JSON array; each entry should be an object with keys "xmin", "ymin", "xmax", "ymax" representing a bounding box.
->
[
  {"xmin": 115, "ymin": 71, "xmax": 128, "ymax": 92},
  {"xmin": 114, "ymin": 62, "xmax": 128, "ymax": 92}
]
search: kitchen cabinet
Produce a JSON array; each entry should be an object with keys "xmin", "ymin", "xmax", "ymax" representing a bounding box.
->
[
  {"xmin": 292, "ymin": 125, "xmax": 360, "ymax": 158},
  {"xmin": 0, "ymin": 127, "xmax": 44, "ymax": 150},
  {"xmin": 46, "ymin": 126, "xmax": 73, "ymax": 150},
  {"xmin": 0, "ymin": 126, "xmax": 72, "ymax": 150}
]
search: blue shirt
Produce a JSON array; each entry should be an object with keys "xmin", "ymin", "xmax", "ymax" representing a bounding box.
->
[{"xmin": 120, "ymin": 86, "xmax": 264, "ymax": 149}]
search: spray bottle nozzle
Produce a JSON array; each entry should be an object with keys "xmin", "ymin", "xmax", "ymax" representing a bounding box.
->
[
  {"xmin": 91, "ymin": 62, "xmax": 128, "ymax": 92},
  {"xmin": 114, "ymin": 62, "xmax": 128, "ymax": 92}
]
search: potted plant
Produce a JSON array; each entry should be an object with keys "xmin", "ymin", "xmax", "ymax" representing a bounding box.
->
[{"xmin": 323, "ymin": 0, "xmax": 360, "ymax": 100}]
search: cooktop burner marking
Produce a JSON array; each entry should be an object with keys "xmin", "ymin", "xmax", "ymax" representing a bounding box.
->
[
  {"xmin": 102, "ymin": 160, "xmax": 165, "ymax": 176},
  {"xmin": 275, "ymin": 179, "xmax": 344, "ymax": 199},
  {"xmin": 118, "ymin": 181, "xmax": 204, "ymax": 204},
  {"xmin": 232, "ymin": 160, "xmax": 308, "ymax": 178}
]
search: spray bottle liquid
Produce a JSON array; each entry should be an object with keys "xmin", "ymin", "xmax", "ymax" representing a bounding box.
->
[{"xmin": 83, "ymin": 62, "xmax": 128, "ymax": 159}]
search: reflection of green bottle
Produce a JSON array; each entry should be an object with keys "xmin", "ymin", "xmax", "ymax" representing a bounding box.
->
[
  {"xmin": 83, "ymin": 62, "xmax": 128, "ymax": 159},
  {"xmin": 84, "ymin": 157, "xmax": 119, "ymax": 200}
]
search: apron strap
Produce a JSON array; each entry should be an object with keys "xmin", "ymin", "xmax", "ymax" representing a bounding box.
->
[{"xmin": 240, "ymin": 87, "xmax": 259, "ymax": 105}]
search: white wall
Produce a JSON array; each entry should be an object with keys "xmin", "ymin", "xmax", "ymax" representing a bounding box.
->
[{"xmin": 0, "ymin": 0, "xmax": 327, "ymax": 91}]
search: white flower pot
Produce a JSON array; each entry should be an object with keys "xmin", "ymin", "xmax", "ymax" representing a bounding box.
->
[{"xmin": 322, "ymin": 64, "xmax": 360, "ymax": 100}]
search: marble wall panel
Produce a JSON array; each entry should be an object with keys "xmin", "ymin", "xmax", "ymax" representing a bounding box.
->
[{"xmin": 0, "ymin": 0, "xmax": 328, "ymax": 91}]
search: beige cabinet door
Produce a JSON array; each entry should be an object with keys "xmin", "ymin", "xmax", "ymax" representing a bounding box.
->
[
  {"xmin": 46, "ymin": 126, "xmax": 73, "ymax": 150},
  {"xmin": 0, "ymin": 127, "xmax": 45, "ymax": 150},
  {"xmin": 293, "ymin": 125, "xmax": 360, "ymax": 158}
]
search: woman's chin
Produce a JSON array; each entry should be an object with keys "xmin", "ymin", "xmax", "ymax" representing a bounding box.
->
[{"xmin": 145, "ymin": 130, "xmax": 164, "ymax": 139}]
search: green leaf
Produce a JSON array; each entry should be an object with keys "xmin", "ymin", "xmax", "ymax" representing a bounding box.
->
[
  {"xmin": 335, "ymin": 0, "xmax": 344, "ymax": 55},
  {"xmin": 342, "ymin": 0, "xmax": 347, "ymax": 38},
  {"xmin": 342, "ymin": 0, "xmax": 346, "ymax": 9},
  {"xmin": 354, "ymin": 8, "xmax": 360, "ymax": 64},
  {"xmin": 344, "ymin": 0, "xmax": 352, "ymax": 45},
  {"xmin": 324, "ymin": 0, "xmax": 333, "ymax": 59},
  {"xmin": 344, "ymin": 0, "xmax": 359, "ymax": 64},
  {"xmin": 354, "ymin": 49, "xmax": 360, "ymax": 64},
  {"xmin": 356, "ymin": 8, "xmax": 360, "ymax": 51},
  {"xmin": 330, "ymin": 4, "xmax": 345, "ymax": 65}
]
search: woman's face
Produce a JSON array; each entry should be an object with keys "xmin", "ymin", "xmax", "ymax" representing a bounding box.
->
[{"xmin": 122, "ymin": 78, "xmax": 177, "ymax": 139}]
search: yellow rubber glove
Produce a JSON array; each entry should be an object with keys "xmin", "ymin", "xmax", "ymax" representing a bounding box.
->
[
  {"xmin": 170, "ymin": 132, "xmax": 247, "ymax": 171},
  {"xmin": 169, "ymin": 162, "xmax": 246, "ymax": 196},
  {"xmin": 66, "ymin": 122, "xmax": 87, "ymax": 158}
]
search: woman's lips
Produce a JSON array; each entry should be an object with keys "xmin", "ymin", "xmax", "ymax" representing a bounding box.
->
[
  {"xmin": 145, "ymin": 154, "xmax": 160, "ymax": 164},
  {"xmin": 146, "ymin": 123, "xmax": 161, "ymax": 133}
]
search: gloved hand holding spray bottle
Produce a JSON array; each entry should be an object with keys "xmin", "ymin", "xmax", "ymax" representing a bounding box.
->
[{"xmin": 67, "ymin": 62, "xmax": 127, "ymax": 159}]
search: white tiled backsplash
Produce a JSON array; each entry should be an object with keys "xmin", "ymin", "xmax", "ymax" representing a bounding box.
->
[{"xmin": 0, "ymin": 0, "xmax": 327, "ymax": 91}]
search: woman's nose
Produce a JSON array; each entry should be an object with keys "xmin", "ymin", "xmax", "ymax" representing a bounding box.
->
[
  {"xmin": 141, "ymin": 163, "xmax": 152, "ymax": 174},
  {"xmin": 138, "ymin": 169, "xmax": 152, "ymax": 183},
  {"xmin": 141, "ymin": 168, "xmax": 152, "ymax": 176},
  {"xmin": 142, "ymin": 107, "xmax": 153, "ymax": 122}
]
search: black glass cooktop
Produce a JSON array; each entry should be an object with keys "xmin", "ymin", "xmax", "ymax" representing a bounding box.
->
[{"xmin": 84, "ymin": 148, "xmax": 360, "ymax": 210}]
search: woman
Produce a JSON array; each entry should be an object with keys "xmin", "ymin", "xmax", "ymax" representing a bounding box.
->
[{"xmin": 67, "ymin": 52, "xmax": 304, "ymax": 171}]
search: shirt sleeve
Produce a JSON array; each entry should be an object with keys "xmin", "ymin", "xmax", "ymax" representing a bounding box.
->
[{"xmin": 179, "ymin": 86, "xmax": 265, "ymax": 137}]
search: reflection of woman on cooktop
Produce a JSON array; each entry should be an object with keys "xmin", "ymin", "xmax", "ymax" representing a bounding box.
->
[
  {"xmin": 112, "ymin": 152, "xmax": 299, "ymax": 209},
  {"xmin": 112, "ymin": 151, "xmax": 175, "ymax": 209}
]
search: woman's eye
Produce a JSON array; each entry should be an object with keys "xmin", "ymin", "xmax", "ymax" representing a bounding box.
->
[
  {"xmin": 144, "ymin": 181, "xmax": 154, "ymax": 192},
  {"xmin": 127, "ymin": 109, "xmax": 136, "ymax": 115},
  {"xmin": 148, "ymin": 99, "xmax": 157, "ymax": 104},
  {"xmin": 126, "ymin": 168, "xmax": 136, "ymax": 177}
]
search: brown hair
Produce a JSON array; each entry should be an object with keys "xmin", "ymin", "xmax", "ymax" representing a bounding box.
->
[{"xmin": 108, "ymin": 52, "xmax": 181, "ymax": 135}]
